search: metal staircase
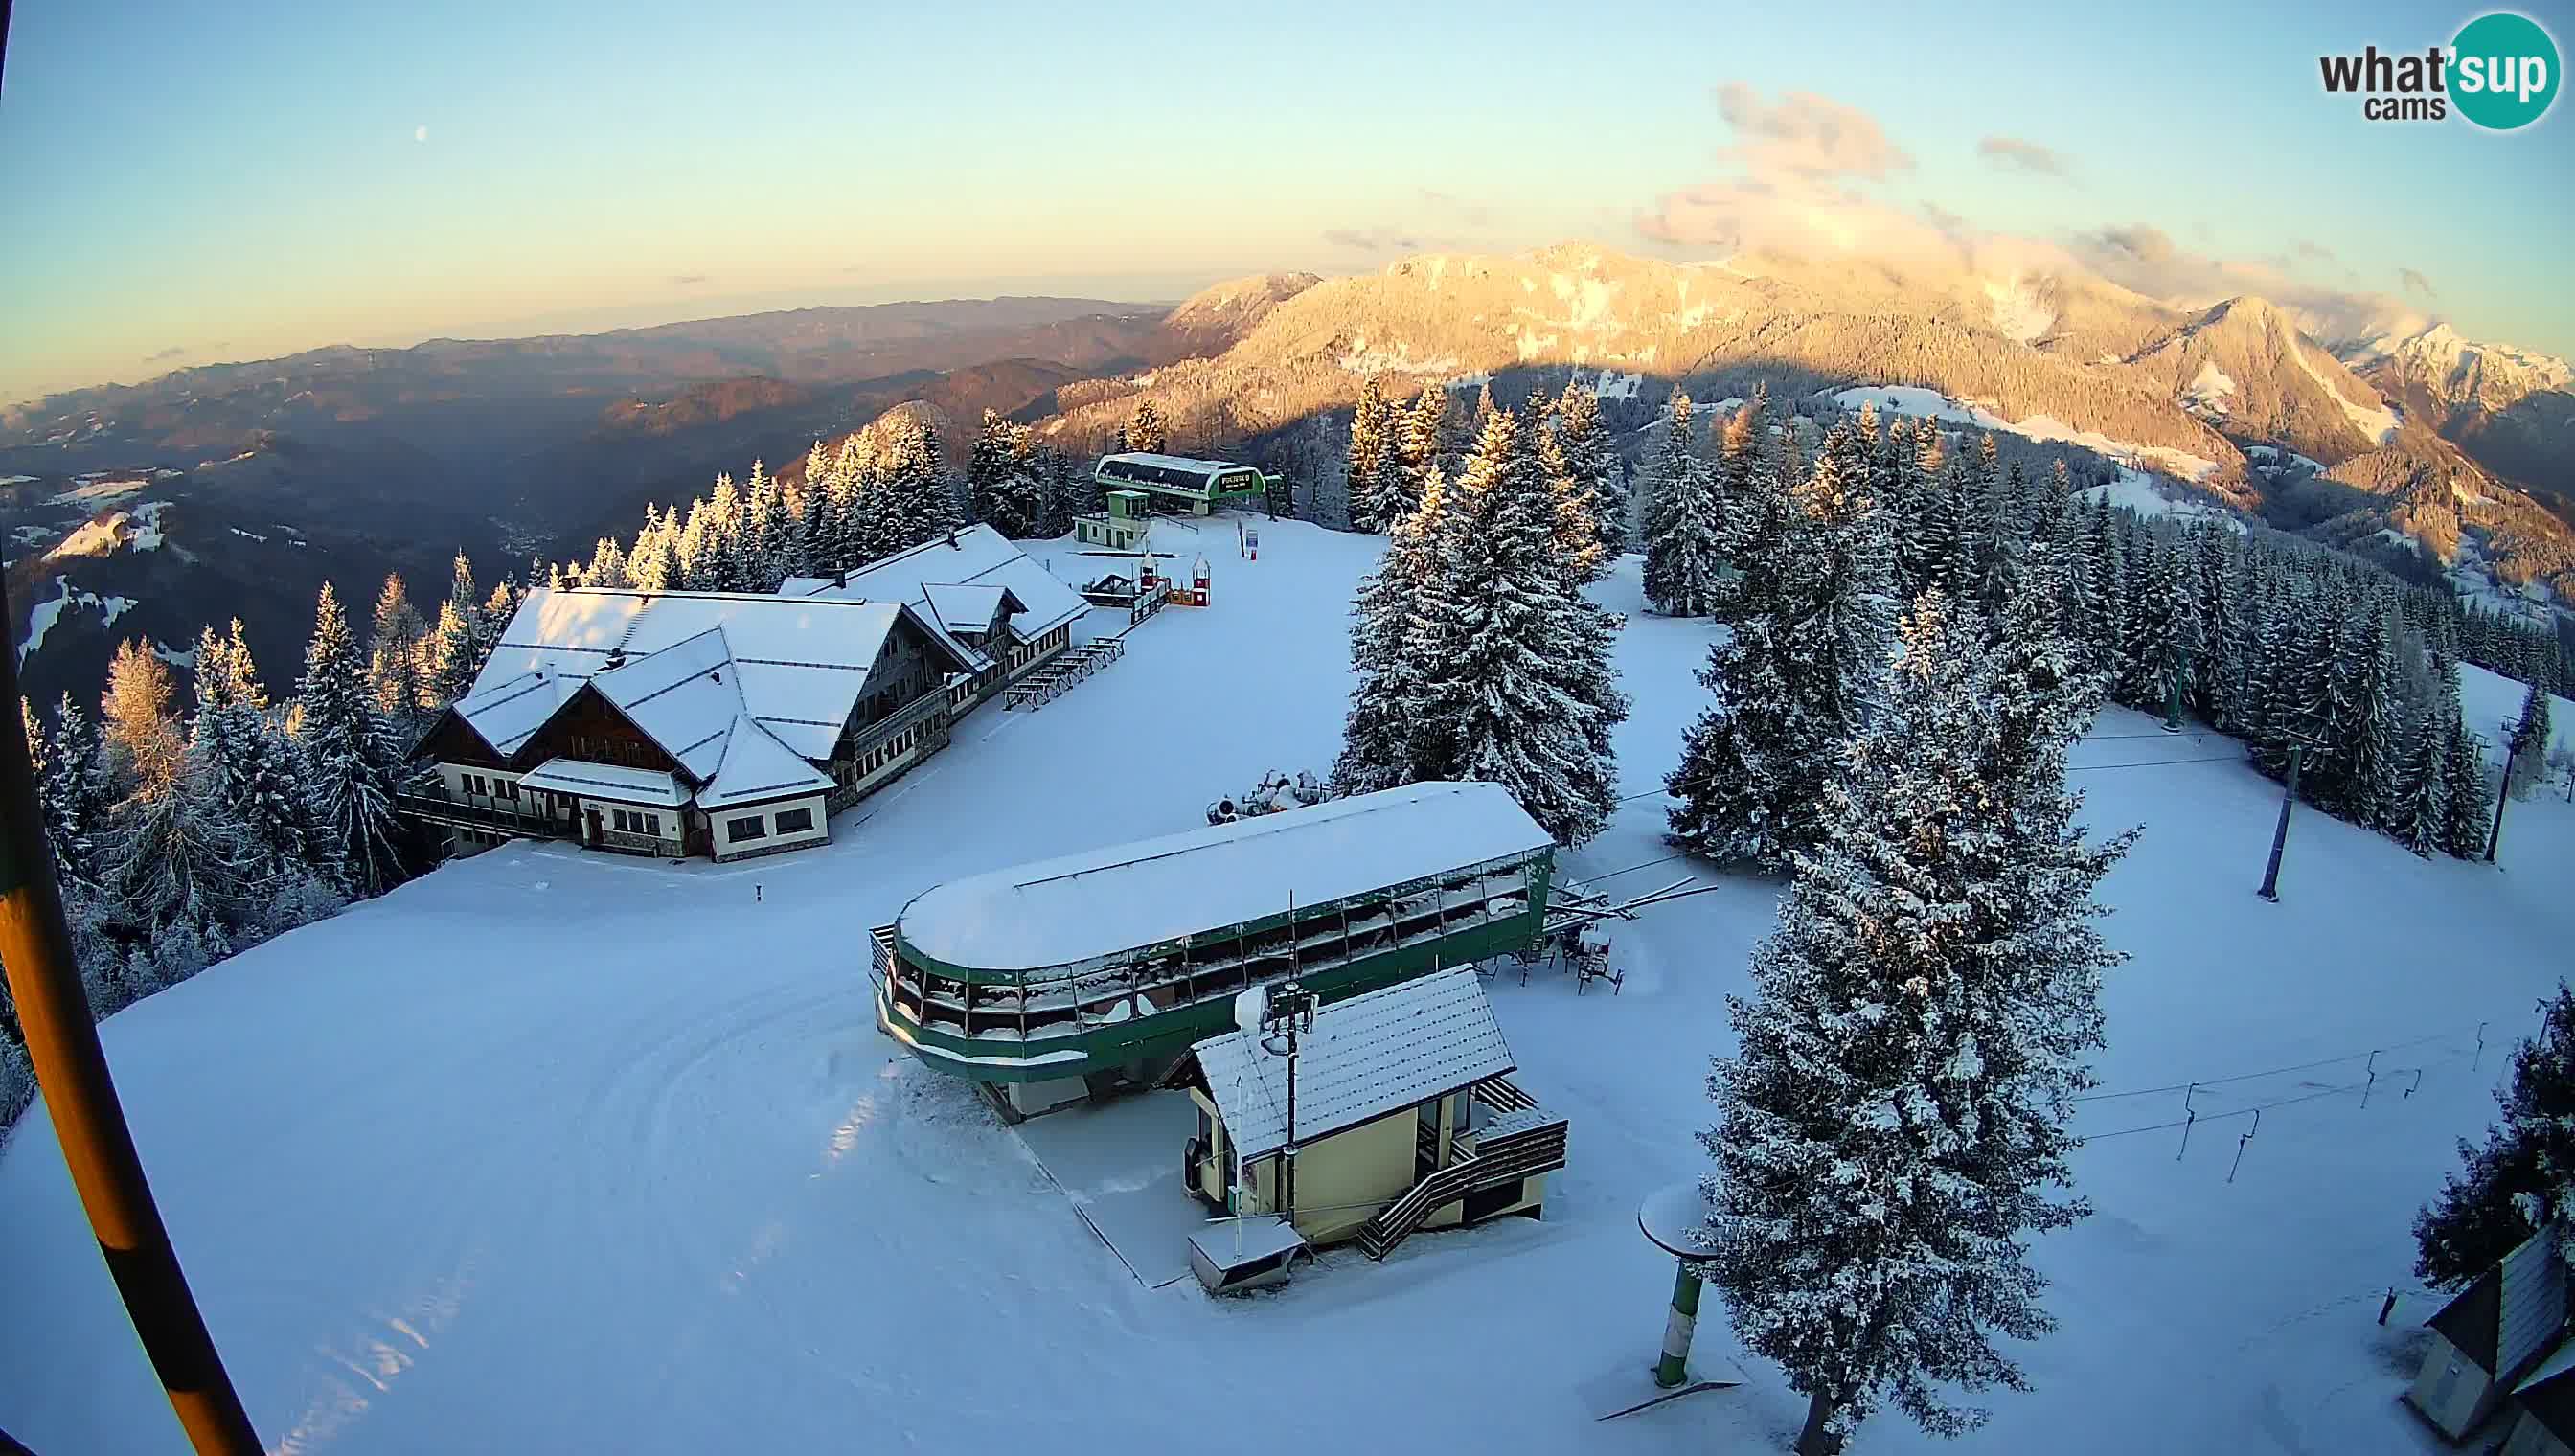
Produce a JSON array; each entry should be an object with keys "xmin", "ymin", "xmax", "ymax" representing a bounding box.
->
[
  {"xmin": 1004, "ymin": 637, "xmax": 1126, "ymax": 710},
  {"xmin": 1356, "ymin": 1086, "xmax": 1568, "ymax": 1261}
]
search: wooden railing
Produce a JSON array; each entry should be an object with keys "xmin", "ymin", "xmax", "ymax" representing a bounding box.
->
[{"xmin": 393, "ymin": 789, "xmax": 546, "ymax": 838}]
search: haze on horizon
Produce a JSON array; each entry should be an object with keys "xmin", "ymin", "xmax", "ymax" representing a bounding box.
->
[{"xmin": 2, "ymin": 0, "xmax": 2569, "ymax": 405}]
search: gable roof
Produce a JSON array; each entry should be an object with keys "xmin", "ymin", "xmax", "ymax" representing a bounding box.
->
[
  {"xmin": 2430, "ymin": 1223, "xmax": 2568, "ymax": 1377},
  {"xmin": 698, "ymin": 715, "xmax": 835, "ymax": 809},
  {"xmin": 516, "ymin": 759, "xmax": 688, "ymax": 808},
  {"xmin": 450, "ymin": 670, "xmax": 579, "ymax": 758},
  {"xmin": 1192, "ymin": 967, "xmax": 1515, "ymax": 1163},
  {"xmin": 785, "ymin": 524, "xmax": 1088, "ymax": 641},
  {"xmin": 468, "ymin": 587, "xmax": 972, "ymax": 762}
]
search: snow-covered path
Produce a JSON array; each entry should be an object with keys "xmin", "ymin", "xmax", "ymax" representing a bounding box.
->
[{"xmin": 1, "ymin": 518, "xmax": 2567, "ymax": 1454}]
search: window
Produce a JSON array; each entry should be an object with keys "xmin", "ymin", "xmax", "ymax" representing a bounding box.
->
[
  {"xmin": 774, "ymin": 807, "xmax": 814, "ymax": 834},
  {"xmin": 640, "ymin": 812, "xmax": 660, "ymax": 836},
  {"xmin": 726, "ymin": 815, "xmax": 765, "ymax": 843},
  {"xmin": 497, "ymin": 779, "xmax": 517, "ymax": 800},
  {"xmin": 611, "ymin": 808, "xmax": 630, "ymax": 832}
]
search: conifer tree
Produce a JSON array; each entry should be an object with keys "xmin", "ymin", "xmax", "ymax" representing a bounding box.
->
[
  {"xmin": 1553, "ymin": 380, "xmax": 1627, "ymax": 557},
  {"xmin": 1714, "ymin": 386, "xmax": 1769, "ymax": 565},
  {"xmin": 367, "ymin": 572, "xmax": 428, "ymax": 738},
  {"xmin": 2416, "ymin": 986, "xmax": 2575, "ymax": 1286},
  {"xmin": 2392, "ymin": 705, "xmax": 2450, "ymax": 857},
  {"xmin": 31, "ymin": 692, "xmax": 106, "ymax": 887},
  {"xmin": 421, "ymin": 596, "xmax": 481, "ymax": 711},
  {"xmin": 1121, "ymin": 400, "xmax": 1169, "ymax": 455},
  {"xmin": 1407, "ymin": 407, "xmax": 1623, "ymax": 845},
  {"xmin": 1332, "ymin": 467, "xmax": 1450, "ymax": 796},
  {"xmin": 1701, "ymin": 591, "xmax": 2129, "ymax": 1455},
  {"xmin": 1643, "ymin": 395, "xmax": 1725, "ymax": 616},
  {"xmin": 1401, "ymin": 382, "xmax": 1452, "ymax": 491},
  {"xmin": 2508, "ymin": 680, "xmax": 2555, "ymax": 798},
  {"xmin": 298, "ymin": 582, "xmax": 409, "ymax": 896},
  {"xmin": 1797, "ymin": 420, "xmax": 1899, "ymax": 737},
  {"xmin": 190, "ymin": 623, "xmax": 334, "ymax": 894},
  {"xmin": 2442, "ymin": 720, "xmax": 2493, "ymax": 858},
  {"xmin": 968, "ymin": 410, "xmax": 1045, "ymax": 539},
  {"xmin": 1346, "ymin": 379, "xmax": 1401, "ymax": 534}
]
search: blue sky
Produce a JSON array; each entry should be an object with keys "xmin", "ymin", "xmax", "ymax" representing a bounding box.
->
[{"xmin": 1, "ymin": 0, "xmax": 2568, "ymax": 402}]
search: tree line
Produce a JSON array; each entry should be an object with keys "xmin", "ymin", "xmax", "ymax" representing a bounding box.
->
[{"xmin": 0, "ymin": 563, "xmax": 486, "ymax": 1126}]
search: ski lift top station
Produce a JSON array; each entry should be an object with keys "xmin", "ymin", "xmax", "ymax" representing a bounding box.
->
[{"xmin": 875, "ymin": 781, "xmax": 1558, "ymax": 1116}]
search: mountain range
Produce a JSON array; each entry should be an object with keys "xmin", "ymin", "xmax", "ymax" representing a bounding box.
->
[{"xmin": 6, "ymin": 243, "xmax": 2570, "ymax": 715}]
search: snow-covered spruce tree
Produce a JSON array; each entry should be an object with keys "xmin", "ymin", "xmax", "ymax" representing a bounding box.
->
[
  {"xmin": 106, "ymin": 709, "xmax": 267, "ymax": 942},
  {"xmin": 1331, "ymin": 466, "xmax": 1450, "ymax": 797},
  {"xmin": 968, "ymin": 410, "xmax": 1046, "ymax": 540},
  {"xmin": 1120, "ymin": 400, "xmax": 1168, "ymax": 456},
  {"xmin": 2416, "ymin": 984, "xmax": 2575, "ymax": 1287},
  {"xmin": 2392, "ymin": 703, "xmax": 2450, "ymax": 857},
  {"xmin": 880, "ymin": 420, "xmax": 956, "ymax": 553},
  {"xmin": 194, "ymin": 622, "xmax": 338, "ymax": 896},
  {"xmin": 2441, "ymin": 718, "xmax": 2493, "ymax": 859},
  {"xmin": 1553, "ymin": 379, "xmax": 1628, "ymax": 558},
  {"xmin": 1699, "ymin": 589, "xmax": 2131, "ymax": 1456},
  {"xmin": 1346, "ymin": 378, "xmax": 1402, "ymax": 535},
  {"xmin": 2077, "ymin": 495, "xmax": 2128, "ymax": 677},
  {"xmin": 1796, "ymin": 420, "xmax": 1898, "ymax": 738},
  {"xmin": 1715, "ymin": 385, "xmax": 1769, "ymax": 561},
  {"xmin": 1401, "ymin": 379, "xmax": 1451, "ymax": 486},
  {"xmin": 2508, "ymin": 680, "xmax": 2554, "ymax": 798},
  {"xmin": 1644, "ymin": 394, "xmax": 1726, "ymax": 617},
  {"xmin": 1408, "ymin": 406, "xmax": 1622, "ymax": 845},
  {"xmin": 1666, "ymin": 416, "xmax": 1818, "ymax": 869},
  {"xmin": 1533, "ymin": 397, "xmax": 1605, "ymax": 586},
  {"xmin": 1639, "ymin": 391, "xmax": 1698, "ymax": 609},
  {"xmin": 421, "ymin": 595, "xmax": 481, "ymax": 712},
  {"xmin": 298, "ymin": 581, "xmax": 410, "ymax": 896},
  {"xmin": 29, "ymin": 692, "xmax": 107, "ymax": 887}
]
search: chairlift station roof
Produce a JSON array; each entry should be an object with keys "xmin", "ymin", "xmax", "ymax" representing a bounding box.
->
[{"xmin": 895, "ymin": 781, "xmax": 1553, "ymax": 975}]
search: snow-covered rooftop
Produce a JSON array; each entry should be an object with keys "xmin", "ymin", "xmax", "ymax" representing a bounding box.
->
[
  {"xmin": 470, "ymin": 588, "xmax": 960, "ymax": 762},
  {"xmin": 697, "ymin": 716, "xmax": 835, "ymax": 809},
  {"xmin": 453, "ymin": 671, "xmax": 579, "ymax": 757},
  {"xmin": 1095, "ymin": 451, "xmax": 1257, "ymax": 479},
  {"xmin": 896, "ymin": 781, "xmax": 1553, "ymax": 973},
  {"xmin": 1193, "ymin": 967, "xmax": 1515, "ymax": 1162},
  {"xmin": 784, "ymin": 524, "xmax": 1087, "ymax": 641},
  {"xmin": 516, "ymin": 759, "xmax": 688, "ymax": 808}
]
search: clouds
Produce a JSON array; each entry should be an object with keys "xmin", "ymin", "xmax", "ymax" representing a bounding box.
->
[
  {"xmin": 2068, "ymin": 222, "xmax": 2427, "ymax": 340},
  {"xmin": 669, "ymin": 273, "xmax": 709, "ymax": 285},
  {"xmin": 413, "ymin": 125, "xmax": 428, "ymax": 144},
  {"xmin": 2291, "ymin": 239, "xmax": 2336, "ymax": 262},
  {"xmin": 1712, "ymin": 83, "xmax": 1914, "ymax": 180},
  {"xmin": 2401, "ymin": 266, "xmax": 2439, "ymax": 299},
  {"xmin": 144, "ymin": 345, "xmax": 190, "ymax": 362},
  {"xmin": 1321, "ymin": 227, "xmax": 1424, "ymax": 253},
  {"xmin": 1977, "ymin": 134, "xmax": 2074, "ymax": 178},
  {"xmin": 1638, "ymin": 84, "xmax": 1949, "ymax": 261}
]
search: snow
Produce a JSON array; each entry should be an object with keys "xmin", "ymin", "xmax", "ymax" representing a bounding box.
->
[
  {"xmin": 1593, "ymin": 370, "xmax": 1644, "ymax": 400},
  {"xmin": 1833, "ymin": 385, "xmax": 2226, "ymax": 483},
  {"xmin": 2, "ymin": 521, "xmax": 2573, "ymax": 1456},
  {"xmin": 2458, "ymin": 661, "xmax": 2575, "ymax": 758},
  {"xmin": 514, "ymin": 758, "xmax": 688, "ymax": 807},
  {"xmin": 787, "ymin": 523, "xmax": 1088, "ymax": 640},
  {"xmin": 2182, "ymin": 361, "xmax": 2238, "ymax": 419},
  {"xmin": 1194, "ymin": 967, "xmax": 1516, "ymax": 1161},
  {"xmin": 0, "ymin": 473, "xmax": 37, "ymax": 486},
  {"xmin": 227, "ymin": 527, "xmax": 269, "ymax": 544},
  {"xmin": 697, "ymin": 716, "xmax": 834, "ymax": 809},
  {"xmin": 48, "ymin": 477, "xmax": 145, "ymax": 506},
  {"xmin": 131, "ymin": 500, "xmax": 170, "ymax": 551},
  {"xmin": 2088, "ymin": 468, "xmax": 2238, "ymax": 529},
  {"xmin": 2289, "ymin": 338, "xmax": 2402, "ymax": 446},
  {"xmin": 476, "ymin": 589, "xmax": 913, "ymax": 762},
  {"xmin": 15, "ymin": 580, "xmax": 137, "ymax": 666},
  {"xmin": 897, "ymin": 781, "xmax": 1551, "ymax": 973},
  {"xmin": 46, "ymin": 514, "xmax": 128, "ymax": 560}
]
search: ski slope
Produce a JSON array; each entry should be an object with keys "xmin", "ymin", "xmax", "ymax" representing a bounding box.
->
[{"xmin": 2, "ymin": 517, "xmax": 2570, "ymax": 1455}]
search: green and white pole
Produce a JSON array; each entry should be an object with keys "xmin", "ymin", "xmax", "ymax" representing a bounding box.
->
[{"xmin": 1657, "ymin": 1263, "xmax": 1704, "ymax": 1388}]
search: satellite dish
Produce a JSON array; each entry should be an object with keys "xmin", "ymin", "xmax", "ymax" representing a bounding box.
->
[{"xmin": 1233, "ymin": 986, "xmax": 1267, "ymax": 1038}]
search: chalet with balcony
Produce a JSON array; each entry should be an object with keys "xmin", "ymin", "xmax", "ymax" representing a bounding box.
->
[
  {"xmin": 405, "ymin": 584, "xmax": 981, "ymax": 862},
  {"xmin": 780, "ymin": 523, "xmax": 1087, "ymax": 712}
]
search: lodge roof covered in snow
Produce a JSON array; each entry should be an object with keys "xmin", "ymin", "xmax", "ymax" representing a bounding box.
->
[
  {"xmin": 781, "ymin": 523, "xmax": 1087, "ymax": 646},
  {"xmin": 1191, "ymin": 967, "xmax": 1515, "ymax": 1162},
  {"xmin": 895, "ymin": 781, "xmax": 1554, "ymax": 973},
  {"xmin": 442, "ymin": 587, "xmax": 977, "ymax": 793}
]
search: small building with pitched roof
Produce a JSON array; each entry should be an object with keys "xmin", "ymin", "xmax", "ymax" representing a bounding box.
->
[
  {"xmin": 1169, "ymin": 967, "xmax": 1567, "ymax": 1263},
  {"xmin": 2409, "ymin": 1222, "xmax": 2570, "ymax": 1441}
]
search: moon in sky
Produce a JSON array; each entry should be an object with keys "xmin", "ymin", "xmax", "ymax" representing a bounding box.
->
[{"xmin": 414, "ymin": 125, "xmax": 428, "ymax": 143}]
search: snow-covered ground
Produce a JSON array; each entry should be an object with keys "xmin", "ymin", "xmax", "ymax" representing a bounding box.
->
[
  {"xmin": 2, "ymin": 517, "xmax": 2570, "ymax": 1455},
  {"xmin": 17, "ymin": 579, "xmax": 137, "ymax": 666},
  {"xmin": 1832, "ymin": 385, "xmax": 2226, "ymax": 483},
  {"xmin": 2461, "ymin": 661, "xmax": 2574, "ymax": 760}
]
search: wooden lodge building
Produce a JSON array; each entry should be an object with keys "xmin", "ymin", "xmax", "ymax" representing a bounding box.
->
[
  {"xmin": 404, "ymin": 527, "xmax": 1087, "ymax": 863},
  {"xmin": 1173, "ymin": 967, "xmax": 1567, "ymax": 1281}
]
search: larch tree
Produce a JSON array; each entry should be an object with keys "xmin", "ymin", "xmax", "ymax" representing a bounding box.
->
[
  {"xmin": 298, "ymin": 581, "xmax": 410, "ymax": 896},
  {"xmin": 1700, "ymin": 590, "xmax": 2130, "ymax": 1456},
  {"xmin": 100, "ymin": 637, "xmax": 183, "ymax": 798}
]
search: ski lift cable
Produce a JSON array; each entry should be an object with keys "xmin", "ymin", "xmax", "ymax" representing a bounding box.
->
[
  {"xmin": 2065, "ymin": 753, "xmax": 2245, "ymax": 774},
  {"xmin": 2071, "ymin": 1020, "xmax": 2490, "ymax": 1103}
]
